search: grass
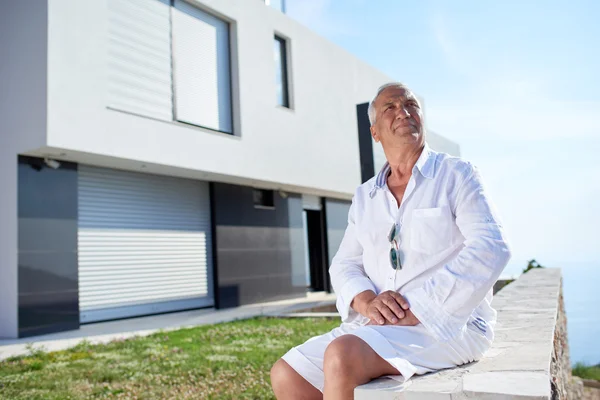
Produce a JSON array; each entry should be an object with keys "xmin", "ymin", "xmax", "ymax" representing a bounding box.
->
[
  {"xmin": 573, "ymin": 362, "xmax": 600, "ymax": 381},
  {"xmin": 0, "ymin": 317, "xmax": 340, "ymax": 400}
]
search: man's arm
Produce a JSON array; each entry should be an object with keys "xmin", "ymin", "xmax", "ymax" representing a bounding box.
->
[
  {"xmin": 329, "ymin": 196, "xmax": 379, "ymax": 322},
  {"xmin": 402, "ymin": 163, "xmax": 511, "ymax": 341}
]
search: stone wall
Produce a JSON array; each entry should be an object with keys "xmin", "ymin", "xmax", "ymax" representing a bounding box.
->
[
  {"xmin": 551, "ymin": 284, "xmax": 583, "ymax": 399},
  {"xmin": 356, "ymin": 268, "xmax": 582, "ymax": 399}
]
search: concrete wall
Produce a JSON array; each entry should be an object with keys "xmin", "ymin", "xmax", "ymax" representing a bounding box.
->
[
  {"xmin": 39, "ymin": 0, "xmax": 395, "ymax": 199},
  {"xmin": 0, "ymin": 2, "xmax": 49, "ymax": 339}
]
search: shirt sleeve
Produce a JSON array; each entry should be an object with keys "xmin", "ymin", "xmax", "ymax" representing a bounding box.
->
[
  {"xmin": 329, "ymin": 194, "xmax": 377, "ymax": 323},
  {"xmin": 402, "ymin": 163, "xmax": 512, "ymax": 342}
]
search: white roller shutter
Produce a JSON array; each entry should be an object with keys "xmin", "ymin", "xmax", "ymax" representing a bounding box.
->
[
  {"xmin": 172, "ymin": 0, "xmax": 233, "ymax": 133},
  {"xmin": 107, "ymin": 0, "xmax": 173, "ymax": 121},
  {"xmin": 78, "ymin": 166, "xmax": 213, "ymax": 323}
]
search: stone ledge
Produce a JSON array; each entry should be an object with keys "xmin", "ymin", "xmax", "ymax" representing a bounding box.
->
[{"xmin": 355, "ymin": 268, "xmax": 566, "ymax": 399}]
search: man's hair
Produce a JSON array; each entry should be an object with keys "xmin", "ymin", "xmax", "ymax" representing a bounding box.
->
[{"xmin": 367, "ymin": 82, "xmax": 420, "ymax": 126}]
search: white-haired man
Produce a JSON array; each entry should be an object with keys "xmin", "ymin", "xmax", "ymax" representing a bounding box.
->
[{"xmin": 271, "ymin": 83, "xmax": 511, "ymax": 400}]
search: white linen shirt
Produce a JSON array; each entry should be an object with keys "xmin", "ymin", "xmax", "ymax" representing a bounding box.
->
[{"xmin": 330, "ymin": 143, "xmax": 511, "ymax": 342}]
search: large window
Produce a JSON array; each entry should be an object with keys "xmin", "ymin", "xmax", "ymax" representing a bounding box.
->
[
  {"xmin": 274, "ymin": 35, "xmax": 290, "ymax": 108},
  {"xmin": 172, "ymin": 0, "xmax": 233, "ymax": 134}
]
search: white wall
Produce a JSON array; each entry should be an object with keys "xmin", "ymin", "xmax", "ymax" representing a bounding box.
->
[
  {"xmin": 0, "ymin": 2, "xmax": 49, "ymax": 338},
  {"xmin": 43, "ymin": 0, "xmax": 395, "ymax": 199}
]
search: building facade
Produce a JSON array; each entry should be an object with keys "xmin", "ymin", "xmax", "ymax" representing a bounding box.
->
[{"xmin": 0, "ymin": 0, "xmax": 460, "ymax": 338}]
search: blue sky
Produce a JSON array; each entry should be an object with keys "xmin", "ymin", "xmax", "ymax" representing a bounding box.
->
[{"xmin": 286, "ymin": 0, "xmax": 600, "ymax": 276}]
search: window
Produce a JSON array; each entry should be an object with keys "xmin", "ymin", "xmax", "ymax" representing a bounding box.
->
[
  {"xmin": 172, "ymin": 0, "xmax": 233, "ymax": 134},
  {"xmin": 274, "ymin": 36, "xmax": 290, "ymax": 108},
  {"xmin": 265, "ymin": 0, "xmax": 286, "ymax": 13},
  {"xmin": 253, "ymin": 189, "xmax": 275, "ymax": 209}
]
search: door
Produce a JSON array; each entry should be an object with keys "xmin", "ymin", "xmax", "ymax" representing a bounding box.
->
[{"xmin": 305, "ymin": 209, "xmax": 328, "ymax": 292}]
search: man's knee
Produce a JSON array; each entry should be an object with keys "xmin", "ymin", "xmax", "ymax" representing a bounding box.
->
[
  {"xmin": 270, "ymin": 358, "xmax": 290, "ymax": 390},
  {"xmin": 271, "ymin": 358, "xmax": 321, "ymax": 399},
  {"xmin": 323, "ymin": 335, "xmax": 363, "ymax": 379}
]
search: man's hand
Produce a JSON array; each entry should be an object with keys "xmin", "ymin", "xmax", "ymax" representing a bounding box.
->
[
  {"xmin": 367, "ymin": 308, "xmax": 420, "ymax": 327},
  {"xmin": 352, "ymin": 290, "xmax": 410, "ymax": 325}
]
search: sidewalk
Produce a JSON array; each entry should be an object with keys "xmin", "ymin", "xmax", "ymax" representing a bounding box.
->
[{"xmin": 0, "ymin": 291, "xmax": 337, "ymax": 361}]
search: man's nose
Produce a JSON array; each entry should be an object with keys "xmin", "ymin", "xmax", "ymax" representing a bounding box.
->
[{"xmin": 395, "ymin": 105, "xmax": 410, "ymax": 119}]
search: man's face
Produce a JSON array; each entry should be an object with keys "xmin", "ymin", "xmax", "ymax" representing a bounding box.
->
[{"xmin": 370, "ymin": 87, "xmax": 423, "ymax": 146}]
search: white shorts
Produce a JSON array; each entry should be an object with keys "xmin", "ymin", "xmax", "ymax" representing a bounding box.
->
[{"xmin": 281, "ymin": 321, "xmax": 492, "ymax": 393}]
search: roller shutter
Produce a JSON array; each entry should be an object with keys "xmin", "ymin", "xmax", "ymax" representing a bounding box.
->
[
  {"xmin": 78, "ymin": 166, "xmax": 213, "ymax": 323},
  {"xmin": 107, "ymin": 0, "xmax": 173, "ymax": 121}
]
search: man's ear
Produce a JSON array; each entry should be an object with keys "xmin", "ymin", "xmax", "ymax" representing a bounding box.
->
[{"xmin": 370, "ymin": 126, "xmax": 380, "ymax": 143}]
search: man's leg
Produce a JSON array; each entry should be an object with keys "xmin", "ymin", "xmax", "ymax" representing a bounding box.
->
[
  {"xmin": 271, "ymin": 358, "xmax": 323, "ymax": 400},
  {"xmin": 323, "ymin": 335, "xmax": 400, "ymax": 400}
]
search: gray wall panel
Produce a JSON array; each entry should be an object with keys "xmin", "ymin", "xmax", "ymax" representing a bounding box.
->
[
  {"xmin": 18, "ymin": 156, "xmax": 79, "ymax": 338},
  {"xmin": 213, "ymin": 183, "xmax": 307, "ymax": 308}
]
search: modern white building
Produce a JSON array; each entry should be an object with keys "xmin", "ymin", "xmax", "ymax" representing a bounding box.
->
[{"xmin": 0, "ymin": 0, "xmax": 460, "ymax": 338}]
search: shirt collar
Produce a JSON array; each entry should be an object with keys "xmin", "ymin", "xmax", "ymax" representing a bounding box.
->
[{"xmin": 369, "ymin": 143, "xmax": 435, "ymax": 198}]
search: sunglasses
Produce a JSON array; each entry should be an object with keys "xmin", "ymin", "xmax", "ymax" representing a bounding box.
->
[{"xmin": 388, "ymin": 223, "xmax": 402, "ymax": 270}]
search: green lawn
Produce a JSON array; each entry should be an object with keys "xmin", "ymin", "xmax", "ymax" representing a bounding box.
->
[
  {"xmin": 573, "ymin": 362, "xmax": 600, "ymax": 381},
  {"xmin": 0, "ymin": 317, "xmax": 339, "ymax": 400}
]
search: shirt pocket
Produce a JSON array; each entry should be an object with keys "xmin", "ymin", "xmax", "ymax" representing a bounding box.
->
[{"xmin": 409, "ymin": 206, "xmax": 454, "ymax": 254}]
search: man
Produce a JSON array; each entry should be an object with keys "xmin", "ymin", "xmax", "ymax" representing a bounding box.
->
[{"xmin": 270, "ymin": 82, "xmax": 511, "ymax": 400}]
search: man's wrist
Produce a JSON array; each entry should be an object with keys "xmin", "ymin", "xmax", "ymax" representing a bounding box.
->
[{"xmin": 351, "ymin": 290, "xmax": 377, "ymax": 316}]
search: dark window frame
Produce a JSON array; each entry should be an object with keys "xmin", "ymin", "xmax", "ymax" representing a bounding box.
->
[
  {"xmin": 171, "ymin": 0, "xmax": 235, "ymax": 135},
  {"xmin": 253, "ymin": 189, "xmax": 275, "ymax": 210},
  {"xmin": 274, "ymin": 35, "xmax": 290, "ymax": 108}
]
